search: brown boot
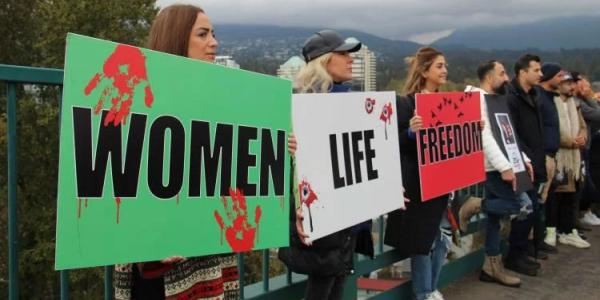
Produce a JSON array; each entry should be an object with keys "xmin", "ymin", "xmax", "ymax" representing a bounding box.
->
[
  {"xmin": 480, "ymin": 255, "xmax": 521, "ymax": 287},
  {"xmin": 459, "ymin": 196, "xmax": 482, "ymax": 232}
]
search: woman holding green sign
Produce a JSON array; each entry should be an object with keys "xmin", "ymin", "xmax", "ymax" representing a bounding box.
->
[
  {"xmin": 113, "ymin": 4, "xmax": 239, "ymax": 300},
  {"xmin": 280, "ymin": 29, "xmax": 374, "ymax": 300}
]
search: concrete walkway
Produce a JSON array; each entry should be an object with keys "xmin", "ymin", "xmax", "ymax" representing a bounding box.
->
[{"xmin": 442, "ymin": 227, "xmax": 600, "ymax": 300}]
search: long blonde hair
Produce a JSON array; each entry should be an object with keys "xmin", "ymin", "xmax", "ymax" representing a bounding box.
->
[
  {"xmin": 402, "ymin": 47, "xmax": 444, "ymax": 95},
  {"xmin": 294, "ymin": 53, "xmax": 334, "ymax": 93}
]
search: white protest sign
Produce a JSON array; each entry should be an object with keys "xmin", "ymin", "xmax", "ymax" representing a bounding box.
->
[{"xmin": 292, "ymin": 91, "xmax": 404, "ymax": 242}]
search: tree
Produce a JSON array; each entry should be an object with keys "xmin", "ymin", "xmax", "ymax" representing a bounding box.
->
[{"xmin": 0, "ymin": 1, "xmax": 157, "ymax": 298}]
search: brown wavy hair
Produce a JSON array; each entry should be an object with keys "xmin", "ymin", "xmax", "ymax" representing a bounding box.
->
[
  {"xmin": 402, "ymin": 47, "xmax": 445, "ymax": 95},
  {"xmin": 147, "ymin": 4, "xmax": 205, "ymax": 57}
]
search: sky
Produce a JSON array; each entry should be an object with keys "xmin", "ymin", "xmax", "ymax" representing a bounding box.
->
[{"xmin": 156, "ymin": 0, "xmax": 600, "ymax": 44}]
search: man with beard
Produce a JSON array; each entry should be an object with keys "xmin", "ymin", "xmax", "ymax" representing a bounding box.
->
[
  {"xmin": 466, "ymin": 60, "xmax": 532, "ymax": 287},
  {"xmin": 536, "ymin": 63, "xmax": 564, "ymax": 255},
  {"xmin": 546, "ymin": 73, "xmax": 590, "ymax": 248},
  {"xmin": 505, "ymin": 54, "xmax": 545, "ymax": 276}
]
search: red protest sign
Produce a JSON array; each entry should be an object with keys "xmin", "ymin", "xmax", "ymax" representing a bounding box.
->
[{"xmin": 415, "ymin": 92, "xmax": 485, "ymax": 201}]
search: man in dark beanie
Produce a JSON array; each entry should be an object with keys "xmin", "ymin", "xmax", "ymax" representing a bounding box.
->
[{"xmin": 535, "ymin": 63, "xmax": 563, "ymax": 255}]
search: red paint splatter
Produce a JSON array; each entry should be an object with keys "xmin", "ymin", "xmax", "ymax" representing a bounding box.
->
[
  {"xmin": 115, "ymin": 197, "xmax": 121, "ymax": 224},
  {"xmin": 380, "ymin": 102, "xmax": 394, "ymax": 140},
  {"xmin": 84, "ymin": 44, "xmax": 154, "ymax": 127},
  {"xmin": 77, "ymin": 198, "xmax": 82, "ymax": 218},
  {"xmin": 213, "ymin": 188, "xmax": 262, "ymax": 252},
  {"xmin": 365, "ymin": 98, "xmax": 376, "ymax": 114},
  {"xmin": 299, "ymin": 180, "xmax": 318, "ymax": 232},
  {"xmin": 299, "ymin": 180, "xmax": 318, "ymax": 208}
]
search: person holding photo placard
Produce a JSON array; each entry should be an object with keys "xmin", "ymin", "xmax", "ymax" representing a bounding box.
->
[
  {"xmin": 112, "ymin": 5, "xmax": 240, "ymax": 300},
  {"xmin": 385, "ymin": 46, "xmax": 452, "ymax": 300},
  {"xmin": 465, "ymin": 60, "xmax": 533, "ymax": 288}
]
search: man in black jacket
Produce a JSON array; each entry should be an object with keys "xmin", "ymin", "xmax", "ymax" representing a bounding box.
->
[
  {"xmin": 535, "ymin": 62, "xmax": 563, "ymax": 255},
  {"xmin": 505, "ymin": 54, "xmax": 545, "ymax": 276}
]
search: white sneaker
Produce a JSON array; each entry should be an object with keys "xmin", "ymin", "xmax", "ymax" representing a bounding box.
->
[
  {"xmin": 426, "ymin": 291, "xmax": 444, "ymax": 300},
  {"xmin": 589, "ymin": 211, "xmax": 600, "ymax": 224},
  {"xmin": 432, "ymin": 290, "xmax": 445, "ymax": 300},
  {"xmin": 544, "ymin": 227, "xmax": 557, "ymax": 247},
  {"xmin": 558, "ymin": 230, "xmax": 591, "ymax": 248},
  {"xmin": 580, "ymin": 211, "xmax": 600, "ymax": 226},
  {"xmin": 425, "ymin": 294, "xmax": 437, "ymax": 300}
]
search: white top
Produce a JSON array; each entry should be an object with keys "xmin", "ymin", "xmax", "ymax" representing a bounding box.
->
[{"xmin": 465, "ymin": 86, "xmax": 530, "ymax": 173}]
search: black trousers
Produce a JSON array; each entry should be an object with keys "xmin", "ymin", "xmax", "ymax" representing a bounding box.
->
[
  {"xmin": 580, "ymin": 148, "xmax": 598, "ymax": 211},
  {"xmin": 547, "ymin": 191, "xmax": 578, "ymax": 234},
  {"xmin": 305, "ymin": 274, "xmax": 347, "ymax": 300}
]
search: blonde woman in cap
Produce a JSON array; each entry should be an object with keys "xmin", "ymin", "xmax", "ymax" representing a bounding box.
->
[{"xmin": 285, "ymin": 29, "xmax": 374, "ymax": 300}]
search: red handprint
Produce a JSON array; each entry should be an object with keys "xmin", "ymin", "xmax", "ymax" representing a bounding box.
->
[
  {"xmin": 380, "ymin": 102, "xmax": 394, "ymax": 139},
  {"xmin": 299, "ymin": 180, "xmax": 318, "ymax": 232},
  {"xmin": 214, "ymin": 188, "xmax": 262, "ymax": 252},
  {"xmin": 84, "ymin": 44, "xmax": 154, "ymax": 127}
]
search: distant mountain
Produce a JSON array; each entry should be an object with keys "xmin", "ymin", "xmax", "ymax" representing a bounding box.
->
[
  {"xmin": 212, "ymin": 23, "xmax": 600, "ymax": 85},
  {"xmin": 215, "ymin": 24, "xmax": 421, "ymax": 61},
  {"xmin": 435, "ymin": 15, "xmax": 600, "ymax": 50}
]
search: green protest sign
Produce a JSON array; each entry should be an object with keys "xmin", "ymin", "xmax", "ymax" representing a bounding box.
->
[{"xmin": 55, "ymin": 34, "xmax": 292, "ymax": 270}]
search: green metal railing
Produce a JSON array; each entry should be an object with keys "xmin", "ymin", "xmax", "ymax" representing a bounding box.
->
[{"xmin": 2, "ymin": 63, "xmax": 487, "ymax": 300}]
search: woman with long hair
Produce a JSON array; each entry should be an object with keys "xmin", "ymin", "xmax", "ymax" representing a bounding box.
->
[
  {"xmin": 385, "ymin": 47, "xmax": 452, "ymax": 300},
  {"xmin": 113, "ymin": 5, "xmax": 239, "ymax": 300}
]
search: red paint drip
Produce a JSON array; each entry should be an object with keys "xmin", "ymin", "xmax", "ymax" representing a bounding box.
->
[
  {"xmin": 83, "ymin": 44, "xmax": 154, "ymax": 127},
  {"xmin": 115, "ymin": 197, "xmax": 121, "ymax": 224},
  {"xmin": 255, "ymin": 206, "xmax": 262, "ymax": 243},
  {"xmin": 77, "ymin": 198, "xmax": 82, "ymax": 218},
  {"xmin": 214, "ymin": 211, "xmax": 225, "ymax": 245}
]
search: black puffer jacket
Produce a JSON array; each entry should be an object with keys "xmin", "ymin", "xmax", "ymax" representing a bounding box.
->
[
  {"xmin": 536, "ymin": 86, "xmax": 560, "ymax": 156},
  {"xmin": 507, "ymin": 79, "xmax": 547, "ymax": 183}
]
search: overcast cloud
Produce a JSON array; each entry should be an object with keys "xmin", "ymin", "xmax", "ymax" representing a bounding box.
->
[{"xmin": 156, "ymin": 0, "xmax": 600, "ymax": 43}]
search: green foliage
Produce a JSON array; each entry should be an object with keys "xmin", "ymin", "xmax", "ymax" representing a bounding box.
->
[
  {"xmin": 34, "ymin": 0, "xmax": 157, "ymax": 68},
  {"xmin": 0, "ymin": 0, "xmax": 157, "ymax": 298},
  {"xmin": 242, "ymin": 250, "xmax": 286, "ymax": 285}
]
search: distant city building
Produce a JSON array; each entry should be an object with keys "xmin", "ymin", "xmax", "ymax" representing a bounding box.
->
[
  {"xmin": 347, "ymin": 38, "xmax": 377, "ymax": 91},
  {"xmin": 215, "ymin": 56, "xmax": 240, "ymax": 69},
  {"xmin": 277, "ymin": 56, "xmax": 306, "ymax": 82}
]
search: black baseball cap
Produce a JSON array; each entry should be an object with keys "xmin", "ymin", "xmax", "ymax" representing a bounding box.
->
[
  {"xmin": 571, "ymin": 71, "xmax": 583, "ymax": 82},
  {"xmin": 302, "ymin": 29, "xmax": 362, "ymax": 62}
]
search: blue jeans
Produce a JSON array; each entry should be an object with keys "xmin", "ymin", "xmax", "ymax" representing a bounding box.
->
[
  {"xmin": 485, "ymin": 212, "xmax": 503, "ymax": 256},
  {"xmin": 410, "ymin": 229, "xmax": 451, "ymax": 300}
]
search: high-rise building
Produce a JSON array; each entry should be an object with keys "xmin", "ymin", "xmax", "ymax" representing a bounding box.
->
[
  {"xmin": 277, "ymin": 56, "xmax": 306, "ymax": 82},
  {"xmin": 215, "ymin": 56, "xmax": 240, "ymax": 69},
  {"xmin": 347, "ymin": 38, "xmax": 377, "ymax": 91}
]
